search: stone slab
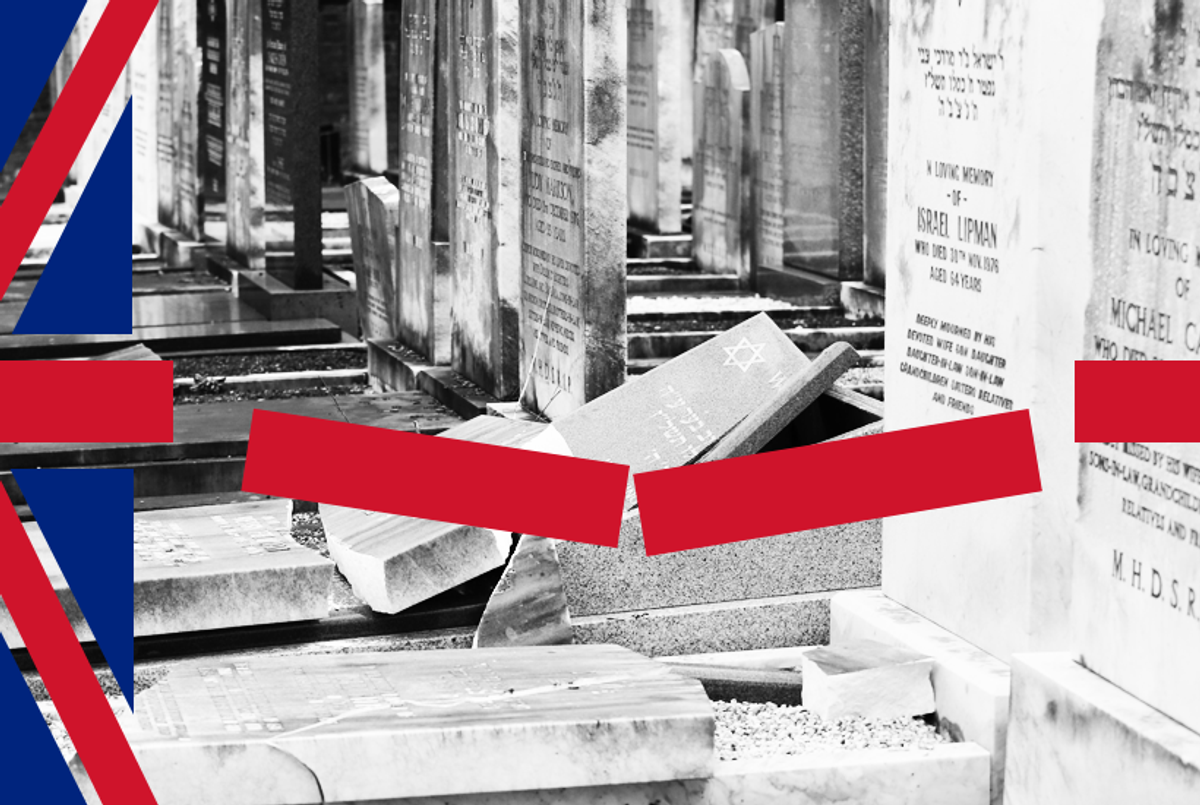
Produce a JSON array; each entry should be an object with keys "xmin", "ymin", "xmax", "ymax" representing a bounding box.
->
[
  {"xmin": 70, "ymin": 645, "xmax": 714, "ymax": 804},
  {"xmin": 627, "ymin": 0, "xmax": 686, "ymax": 234},
  {"xmin": 322, "ymin": 416, "xmax": 546, "ymax": 614},
  {"xmin": 0, "ymin": 500, "xmax": 332, "ymax": 648},
  {"xmin": 1004, "ymin": 653, "xmax": 1200, "ymax": 805},
  {"xmin": 831, "ymin": 590, "xmax": 1010, "ymax": 805},
  {"xmin": 693, "ymin": 49, "xmax": 751, "ymax": 281},
  {"xmin": 518, "ymin": 0, "xmax": 628, "ymax": 418},
  {"xmin": 345, "ymin": 177, "xmax": 400, "ymax": 341},
  {"xmin": 348, "ymin": 0, "xmax": 387, "ymax": 174},
  {"xmin": 474, "ymin": 534, "xmax": 572, "ymax": 648},
  {"xmin": 199, "ymin": 0, "xmax": 227, "ymax": 203},
  {"xmin": 749, "ymin": 22, "xmax": 785, "ymax": 282},
  {"xmin": 800, "ymin": 639, "xmax": 935, "ymax": 721}
]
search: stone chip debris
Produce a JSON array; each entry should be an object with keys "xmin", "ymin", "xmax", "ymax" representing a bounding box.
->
[{"xmin": 713, "ymin": 700, "xmax": 947, "ymax": 761}]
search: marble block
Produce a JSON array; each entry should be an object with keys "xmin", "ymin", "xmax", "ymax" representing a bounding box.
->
[
  {"xmin": 1, "ymin": 500, "xmax": 333, "ymax": 647},
  {"xmin": 1004, "ymin": 653, "xmax": 1200, "ymax": 805},
  {"xmin": 307, "ymin": 743, "xmax": 990, "ymax": 805},
  {"xmin": 348, "ymin": 0, "xmax": 387, "ymax": 174},
  {"xmin": 474, "ymin": 534, "xmax": 572, "ymax": 648},
  {"xmin": 749, "ymin": 22, "xmax": 786, "ymax": 281},
  {"xmin": 345, "ymin": 177, "xmax": 400, "ymax": 341},
  {"xmin": 799, "ymin": 639, "xmax": 935, "ymax": 721},
  {"xmin": 70, "ymin": 645, "xmax": 715, "ymax": 804},
  {"xmin": 831, "ymin": 590, "xmax": 1010, "ymax": 805},
  {"xmin": 322, "ymin": 416, "xmax": 547, "ymax": 614}
]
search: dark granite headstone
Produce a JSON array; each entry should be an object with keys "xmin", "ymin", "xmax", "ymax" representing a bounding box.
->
[
  {"xmin": 782, "ymin": 0, "xmax": 865, "ymax": 280},
  {"xmin": 199, "ymin": 0, "xmax": 228, "ymax": 204},
  {"xmin": 384, "ymin": 0, "xmax": 401, "ymax": 173},
  {"xmin": 519, "ymin": 0, "xmax": 628, "ymax": 419},
  {"xmin": 447, "ymin": 0, "xmax": 523, "ymax": 398},
  {"xmin": 262, "ymin": 0, "xmax": 322, "ymax": 288},
  {"xmin": 693, "ymin": 49, "xmax": 752, "ymax": 282}
]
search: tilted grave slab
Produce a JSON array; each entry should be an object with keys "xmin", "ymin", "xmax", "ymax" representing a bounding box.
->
[{"xmin": 70, "ymin": 645, "xmax": 714, "ymax": 804}]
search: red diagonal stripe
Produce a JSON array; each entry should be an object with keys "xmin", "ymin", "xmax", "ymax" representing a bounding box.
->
[
  {"xmin": 0, "ymin": 0, "xmax": 158, "ymax": 299},
  {"xmin": 242, "ymin": 410, "xmax": 629, "ymax": 547},
  {"xmin": 0, "ymin": 362, "xmax": 174, "ymax": 443},
  {"xmin": 1076, "ymin": 361, "xmax": 1200, "ymax": 442},
  {"xmin": 635, "ymin": 410, "xmax": 1042, "ymax": 555},
  {"xmin": 0, "ymin": 498, "xmax": 157, "ymax": 804}
]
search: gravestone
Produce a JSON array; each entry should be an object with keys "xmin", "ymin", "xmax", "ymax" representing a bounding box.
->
[
  {"xmin": 447, "ymin": 0, "xmax": 523, "ymax": 398},
  {"xmin": 130, "ymin": 8, "xmax": 160, "ymax": 224},
  {"xmin": 519, "ymin": 0, "xmax": 628, "ymax": 419},
  {"xmin": 70, "ymin": 646, "xmax": 713, "ymax": 804},
  {"xmin": 782, "ymin": 0, "xmax": 864, "ymax": 280},
  {"xmin": 0, "ymin": 500, "xmax": 332, "ymax": 648},
  {"xmin": 199, "ymin": 0, "xmax": 227, "ymax": 204},
  {"xmin": 319, "ymin": 1, "xmax": 352, "ymax": 180},
  {"xmin": 384, "ymin": 0, "xmax": 402, "ymax": 173},
  {"xmin": 345, "ymin": 177, "xmax": 400, "ymax": 341},
  {"xmin": 158, "ymin": 0, "xmax": 202, "ymax": 239},
  {"xmin": 733, "ymin": 0, "xmax": 779, "ymax": 58},
  {"xmin": 322, "ymin": 416, "xmax": 547, "ymax": 614},
  {"xmin": 695, "ymin": 0, "xmax": 735, "ymax": 84},
  {"xmin": 627, "ymin": 0, "xmax": 686, "ymax": 234},
  {"xmin": 863, "ymin": 0, "xmax": 886, "ymax": 288},
  {"xmin": 692, "ymin": 49, "xmax": 751, "ymax": 282},
  {"xmin": 227, "ymin": 0, "xmax": 322, "ymax": 287},
  {"xmin": 749, "ymin": 23, "xmax": 785, "ymax": 280},
  {"xmin": 348, "ymin": 0, "xmax": 387, "ymax": 174},
  {"xmin": 397, "ymin": 0, "xmax": 451, "ymax": 365}
]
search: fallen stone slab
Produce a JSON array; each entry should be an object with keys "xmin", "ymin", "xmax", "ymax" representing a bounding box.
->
[
  {"xmin": 321, "ymin": 416, "xmax": 547, "ymax": 614},
  {"xmin": 71, "ymin": 645, "xmax": 714, "ymax": 804},
  {"xmin": 799, "ymin": 639, "xmax": 935, "ymax": 721},
  {"xmin": 474, "ymin": 534, "xmax": 572, "ymax": 648},
  {"xmin": 0, "ymin": 499, "xmax": 333, "ymax": 648}
]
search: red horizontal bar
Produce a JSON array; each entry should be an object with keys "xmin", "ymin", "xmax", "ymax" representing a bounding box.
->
[
  {"xmin": 0, "ymin": 362, "xmax": 174, "ymax": 443},
  {"xmin": 242, "ymin": 410, "xmax": 629, "ymax": 547},
  {"xmin": 1076, "ymin": 361, "xmax": 1200, "ymax": 442},
  {"xmin": 636, "ymin": 410, "xmax": 1042, "ymax": 555}
]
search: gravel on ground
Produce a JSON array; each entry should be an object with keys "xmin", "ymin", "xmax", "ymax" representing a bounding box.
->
[{"xmin": 171, "ymin": 349, "xmax": 366, "ymax": 379}]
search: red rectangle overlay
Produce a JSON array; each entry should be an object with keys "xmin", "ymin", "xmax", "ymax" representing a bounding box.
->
[
  {"xmin": 242, "ymin": 410, "xmax": 629, "ymax": 547},
  {"xmin": 1076, "ymin": 361, "xmax": 1200, "ymax": 443},
  {"xmin": 636, "ymin": 410, "xmax": 1042, "ymax": 555},
  {"xmin": 0, "ymin": 361, "xmax": 174, "ymax": 443}
]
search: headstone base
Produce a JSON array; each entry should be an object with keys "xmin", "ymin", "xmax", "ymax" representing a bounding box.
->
[
  {"xmin": 838, "ymin": 282, "xmax": 884, "ymax": 322},
  {"xmin": 629, "ymin": 229, "xmax": 694, "ymax": 260},
  {"xmin": 831, "ymin": 590, "xmax": 1010, "ymax": 805},
  {"xmin": 233, "ymin": 267, "xmax": 358, "ymax": 337},
  {"xmin": 366, "ymin": 339, "xmax": 498, "ymax": 421},
  {"xmin": 1005, "ymin": 653, "xmax": 1200, "ymax": 805},
  {"xmin": 133, "ymin": 218, "xmax": 213, "ymax": 269},
  {"xmin": 754, "ymin": 266, "xmax": 842, "ymax": 306}
]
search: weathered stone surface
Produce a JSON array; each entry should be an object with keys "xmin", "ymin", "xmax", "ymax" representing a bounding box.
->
[
  {"xmin": 800, "ymin": 639, "xmax": 935, "ymax": 721},
  {"xmin": 474, "ymin": 533, "xmax": 572, "ymax": 648},
  {"xmin": 0, "ymin": 500, "xmax": 332, "ymax": 648},
  {"xmin": 782, "ymin": 0, "xmax": 863, "ymax": 280},
  {"xmin": 322, "ymin": 416, "xmax": 546, "ymax": 614},
  {"xmin": 226, "ymin": 0, "xmax": 267, "ymax": 269},
  {"xmin": 749, "ymin": 22, "xmax": 785, "ymax": 280},
  {"xmin": 131, "ymin": 7, "xmax": 159, "ymax": 224},
  {"xmin": 71, "ymin": 646, "xmax": 714, "ymax": 804},
  {"xmin": 448, "ymin": 0, "xmax": 522, "ymax": 398},
  {"xmin": 693, "ymin": 49, "xmax": 751, "ymax": 281},
  {"xmin": 345, "ymin": 177, "xmax": 400, "ymax": 341},
  {"xmin": 1005, "ymin": 653, "xmax": 1200, "ymax": 805},
  {"xmin": 347, "ymin": 0, "xmax": 387, "ymax": 174},
  {"xmin": 628, "ymin": 0, "xmax": 687, "ymax": 234},
  {"xmin": 199, "ymin": 0, "xmax": 227, "ymax": 203},
  {"xmin": 518, "ymin": 0, "xmax": 628, "ymax": 419},
  {"xmin": 398, "ymin": 0, "xmax": 451, "ymax": 364}
]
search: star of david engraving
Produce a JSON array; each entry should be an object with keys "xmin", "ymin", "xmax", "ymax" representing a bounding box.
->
[{"xmin": 723, "ymin": 338, "xmax": 767, "ymax": 372}]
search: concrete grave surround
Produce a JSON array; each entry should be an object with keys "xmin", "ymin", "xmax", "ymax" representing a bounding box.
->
[
  {"xmin": 397, "ymin": 0, "xmax": 451, "ymax": 365},
  {"xmin": 321, "ymin": 416, "xmax": 547, "ymax": 614},
  {"xmin": 71, "ymin": 645, "xmax": 715, "ymax": 804},
  {"xmin": 519, "ymin": 0, "xmax": 628, "ymax": 419},
  {"xmin": 448, "ymin": 0, "xmax": 523, "ymax": 399},
  {"xmin": 692, "ymin": 49, "xmax": 752, "ymax": 282},
  {"xmin": 782, "ymin": 0, "xmax": 864, "ymax": 280},
  {"xmin": 344, "ymin": 177, "xmax": 400, "ymax": 342},
  {"xmin": 627, "ymin": 0, "xmax": 687, "ymax": 234},
  {"xmin": 0, "ymin": 499, "xmax": 332, "ymax": 647},
  {"xmin": 799, "ymin": 639, "xmax": 935, "ymax": 721}
]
